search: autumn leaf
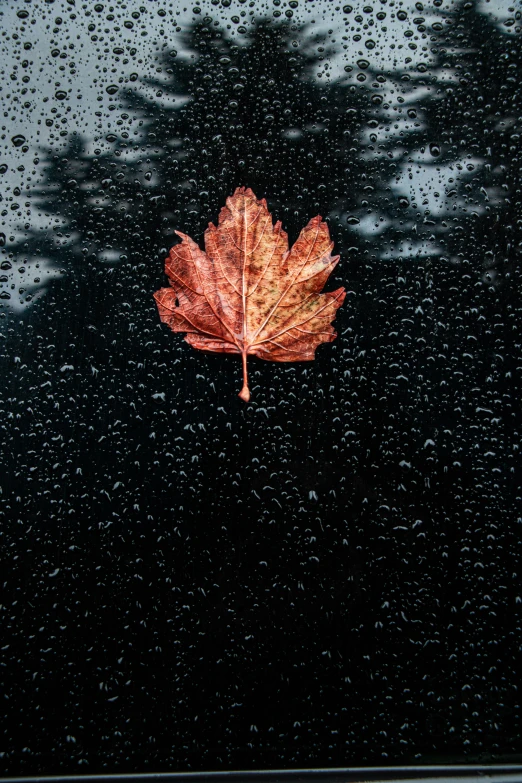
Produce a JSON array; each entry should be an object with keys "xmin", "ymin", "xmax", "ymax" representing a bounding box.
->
[{"xmin": 154, "ymin": 187, "xmax": 346, "ymax": 401}]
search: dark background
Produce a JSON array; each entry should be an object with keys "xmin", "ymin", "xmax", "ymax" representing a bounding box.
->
[{"xmin": 0, "ymin": 0, "xmax": 521, "ymax": 774}]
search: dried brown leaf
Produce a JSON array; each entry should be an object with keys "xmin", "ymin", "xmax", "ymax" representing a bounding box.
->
[{"xmin": 154, "ymin": 187, "xmax": 346, "ymax": 401}]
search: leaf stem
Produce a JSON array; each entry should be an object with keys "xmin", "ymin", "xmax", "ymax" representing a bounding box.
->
[{"xmin": 238, "ymin": 351, "xmax": 250, "ymax": 402}]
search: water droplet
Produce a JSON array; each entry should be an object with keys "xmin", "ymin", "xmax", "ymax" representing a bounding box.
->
[
  {"xmin": 365, "ymin": 39, "xmax": 376, "ymax": 50},
  {"xmin": 0, "ymin": 233, "xmax": 6, "ymax": 247},
  {"xmin": 429, "ymin": 143, "xmax": 441, "ymax": 157},
  {"xmin": 0, "ymin": 164, "xmax": 8, "ymax": 175},
  {"xmin": 55, "ymin": 90, "xmax": 67, "ymax": 100},
  {"xmin": 346, "ymin": 216, "xmax": 360, "ymax": 225},
  {"xmin": 106, "ymin": 84, "xmax": 118, "ymax": 96},
  {"xmin": 11, "ymin": 135, "xmax": 26, "ymax": 148},
  {"xmin": 357, "ymin": 59, "xmax": 370, "ymax": 69},
  {"xmin": 398, "ymin": 196, "xmax": 410, "ymax": 208}
]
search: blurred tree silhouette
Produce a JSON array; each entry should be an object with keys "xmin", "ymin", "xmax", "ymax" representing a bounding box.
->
[
  {"xmin": 356, "ymin": 0, "xmax": 522, "ymax": 440},
  {"xmin": 366, "ymin": 0, "xmax": 521, "ymax": 277},
  {"xmin": 1, "ymin": 16, "xmax": 398, "ymax": 320},
  {"xmin": 121, "ymin": 17, "xmax": 388, "ymax": 243},
  {"xmin": 3, "ymin": 6, "xmax": 520, "ymax": 315},
  {"xmin": 424, "ymin": 0, "xmax": 522, "ymax": 291},
  {"xmin": 1, "ymin": 15, "xmax": 397, "ymax": 422}
]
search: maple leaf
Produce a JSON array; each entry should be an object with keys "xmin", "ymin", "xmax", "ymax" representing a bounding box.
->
[{"xmin": 154, "ymin": 187, "xmax": 346, "ymax": 402}]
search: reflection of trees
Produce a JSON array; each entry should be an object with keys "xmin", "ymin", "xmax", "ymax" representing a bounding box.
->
[
  {"xmin": 356, "ymin": 0, "xmax": 522, "ymax": 447},
  {"xmin": 126, "ymin": 19, "xmax": 363, "ymax": 224},
  {"xmin": 365, "ymin": 0, "xmax": 521, "ymax": 278},
  {"xmin": 3, "ymin": 7, "xmax": 520, "ymax": 307},
  {"xmin": 424, "ymin": 0, "xmax": 522, "ymax": 289},
  {"xmin": 4, "ymin": 18, "xmax": 392, "ymax": 312}
]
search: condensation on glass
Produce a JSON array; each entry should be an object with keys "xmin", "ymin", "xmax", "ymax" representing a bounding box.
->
[{"xmin": 0, "ymin": 0, "xmax": 520, "ymax": 775}]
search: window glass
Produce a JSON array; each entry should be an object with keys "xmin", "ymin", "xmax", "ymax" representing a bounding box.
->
[{"xmin": 1, "ymin": 0, "xmax": 520, "ymax": 774}]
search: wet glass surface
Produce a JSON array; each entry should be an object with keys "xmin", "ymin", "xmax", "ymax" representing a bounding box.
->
[{"xmin": 0, "ymin": 0, "xmax": 521, "ymax": 775}]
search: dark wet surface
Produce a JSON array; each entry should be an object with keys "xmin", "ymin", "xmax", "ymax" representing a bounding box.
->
[{"xmin": 0, "ymin": 0, "xmax": 521, "ymax": 775}]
